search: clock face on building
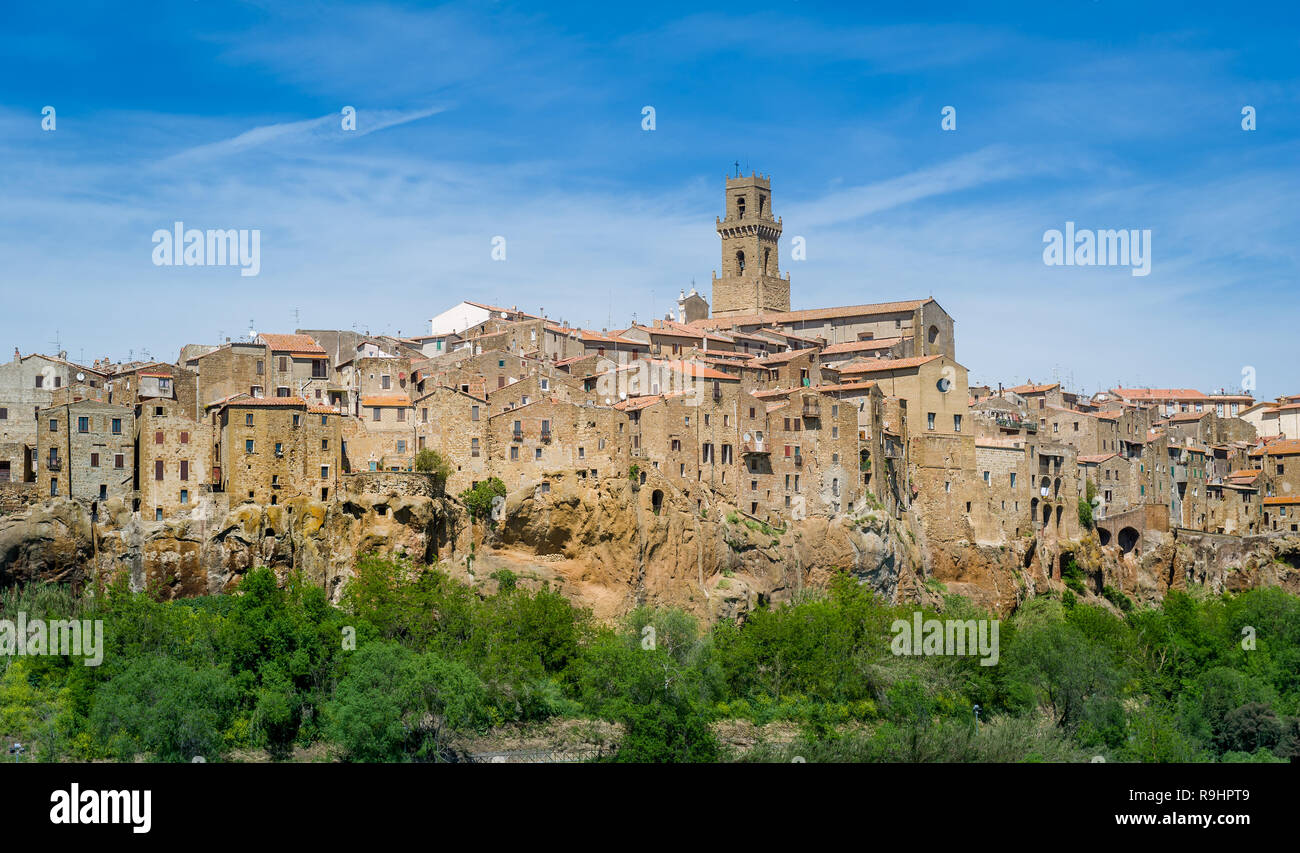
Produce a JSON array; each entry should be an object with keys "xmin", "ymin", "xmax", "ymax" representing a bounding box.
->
[{"xmin": 937, "ymin": 377, "xmax": 952, "ymax": 393}]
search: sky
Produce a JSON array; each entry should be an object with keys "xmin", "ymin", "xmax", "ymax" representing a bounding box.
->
[{"xmin": 1, "ymin": 1, "xmax": 1297, "ymax": 399}]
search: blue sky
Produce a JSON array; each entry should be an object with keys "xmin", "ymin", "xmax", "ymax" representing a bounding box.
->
[{"xmin": 1, "ymin": 1, "xmax": 1297, "ymax": 398}]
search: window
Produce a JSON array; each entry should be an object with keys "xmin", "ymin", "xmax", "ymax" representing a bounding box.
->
[
  {"xmin": 0, "ymin": 408, "xmax": 6, "ymax": 420},
  {"xmin": 510, "ymin": 446, "xmax": 518, "ymax": 460},
  {"xmin": 397, "ymin": 408, "xmax": 406, "ymax": 422},
  {"xmin": 256, "ymin": 360, "xmax": 264, "ymax": 375},
  {"xmin": 535, "ymin": 448, "xmax": 542, "ymax": 460},
  {"xmin": 372, "ymin": 408, "xmax": 381, "ymax": 422},
  {"xmin": 180, "ymin": 489, "xmax": 189, "ymax": 505},
  {"xmin": 50, "ymin": 478, "xmax": 57, "ymax": 496},
  {"xmin": 983, "ymin": 471, "xmax": 990, "ymax": 484},
  {"xmin": 1010, "ymin": 473, "xmax": 1017, "ymax": 487},
  {"xmin": 422, "ymin": 408, "xmax": 429, "ymax": 423},
  {"xmin": 90, "ymin": 453, "xmax": 100, "ymax": 467},
  {"xmin": 49, "ymin": 419, "xmax": 57, "ymax": 432},
  {"xmin": 954, "ymin": 414, "xmax": 962, "ymax": 433},
  {"xmin": 320, "ymin": 465, "xmax": 329, "ymax": 479},
  {"xmin": 155, "ymin": 508, "xmax": 163, "ymax": 521},
  {"xmin": 927, "ymin": 412, "xmax": 936, "ymax": 430},
  {"xmin": 114, "ymin": 454, "xmax": 124, "ymax": 469},
  {"xmin": 275, "ymin": 442, "xmax": 283, "ymax": 456},
  {"xmin": 279, "ymin": 356, "xmax": 288, "ymax": 372},
  {"xmin": 154, "ymin": 460, "xmax": 163, "ymax": 481},
  {"xmin": 246, "ymin": 439, "xmax": 254, "ymax": 453},
  {"xmin": 246, "ymin": 413, "xmax": 254, "ymax": 426},
  {"xmin": 277, "ymin": 386, "xmax": 290, "ymax": 398},
  {"xmin": 78, "ymin": 416, "xmax": 89, "ymax": 433},
  {"xmin": 180, "ymin": 431, "xmax": 189, "ymax": 444},
  {"xmin": 396, "ymin": 440, "xmax": 406, "ymax": 454},
  {"xmin": 292, "ymin": 414, "xmax": 300, "ymax": 427},
  {"xmin": 322, "ymin": 439, "xmax": 329, "ymax": 451},
  {"xmin": 381, "ymin": 375, "xmax": 391, "ymax": 390},
  {"xmin": 471, "ymin": 406, "xmax": 479, "ymax": 421},
  {"xmin": 35, "ymin": 374, "xmax": 43, "ymax": 388},
  {"xmin": 155, "ymin": 431, "xmax": 163, "ymax": 444},
  {"xmin": 471, "ymin": 438, "xmax": 480, "ymax": 457},
  {"xmin": 180, "ymin": 461, "xmax": 189, "ymax": 481}
]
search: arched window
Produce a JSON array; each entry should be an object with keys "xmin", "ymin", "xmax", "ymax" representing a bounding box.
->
[{"xmin": 736, "ymin": 250, "xmax": 745, "ymax": 274}]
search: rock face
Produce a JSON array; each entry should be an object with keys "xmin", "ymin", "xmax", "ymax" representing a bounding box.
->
[{"xmin": 2, "ymin": 473, "xmax": 1298, "ymax": 622}]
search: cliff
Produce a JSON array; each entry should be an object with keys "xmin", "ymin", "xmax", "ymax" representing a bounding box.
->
[{"xmin": 2, "ymin": 472, "xmax": 1298, "ymax": 621}]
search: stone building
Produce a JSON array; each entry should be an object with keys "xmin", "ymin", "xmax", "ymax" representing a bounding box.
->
[
  {"xmin": 412, "ymin": 385, "xmax": 489, "ymax": 494},
  {"xmin": 710, "ymin": 173, "xmax": 791, "ymax": 318},
  {"xmin": 35, "ymin": 400, "xmax": 134, "ymax": 507},
  {"xmin": 213, "ymin": 398, "xmax": 341, "ymax": 504},
  {"xmin": 1, "ymin": 352, "xmax": 108, "ymax": 485},
  {"xmin": 136, "ymin": 397, "xmax": 213, "ymax": 519}
]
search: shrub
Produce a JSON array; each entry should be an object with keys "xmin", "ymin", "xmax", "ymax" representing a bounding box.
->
[
  {"xmin": 414, "ymin": 449, "xmax": 453, "ymax": 483},
  {"xmin": 459, "ymin": 477, "xmax": 506, "ymax": 521}
]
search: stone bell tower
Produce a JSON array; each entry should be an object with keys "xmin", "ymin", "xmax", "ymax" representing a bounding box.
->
[{"xmin": 711, "ymin": 172, "xmax": 791, "ymax": 318}]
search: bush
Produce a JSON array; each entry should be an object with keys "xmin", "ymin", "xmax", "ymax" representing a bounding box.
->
[
  {"xmin": 414, "ymin": 449, "xmax": 453, "ymax": 483},
  {"xmin": 459, "ymin": 477, "xmax": 506, "ymax": 521}
]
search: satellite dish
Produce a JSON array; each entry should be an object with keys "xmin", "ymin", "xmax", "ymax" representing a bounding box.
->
[
  {"xmin": 936, "ymin": 377, "xmax": 952, "ymax": 393},
  {"xmin": 743, "ymin": 432, "xmax": 752, "ymax": 442},
  {"xmin": 605, "ymin": 398, "xmax": 612, "ymax": 405}
]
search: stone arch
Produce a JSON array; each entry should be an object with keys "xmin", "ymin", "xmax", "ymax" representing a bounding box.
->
[
  {"xmin": 735, "ymin": 250, "xmax": 746, "ymax": 274},
  {"xmin": 1118, "ymin": 526, "xmax": 1139, "ymax": 554},
  {"xmin": 1098, "ymin": 527, "xmax": 1112, "ymax": 546}
]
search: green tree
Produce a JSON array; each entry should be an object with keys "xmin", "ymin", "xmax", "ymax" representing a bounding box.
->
[
  {"xmin": 414, "ymin": 448, "xmax": 453, "ymax": 483},
  {"xmin": 90, "ymin": 656, "xmax": 236, "ymax": 762}
]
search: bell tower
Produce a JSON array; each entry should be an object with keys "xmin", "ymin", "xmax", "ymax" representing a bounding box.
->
[{"xmin": 711, "ymin": 171, "xmax": 790, "ymax": 318}]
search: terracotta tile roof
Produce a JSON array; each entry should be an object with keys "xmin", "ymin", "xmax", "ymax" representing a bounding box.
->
[
  {"xmin": 257, "ymin": 333, "xmax": 327, "ymax": 355},
  {"xmin": 1008, "ymin": 382, "xmax": 1059, "ymax": 394},
  {"xmin": 1078, "ymin": 453, "xmax": 1118, "ymax": 464},
  {"xmin": 837, "ymin": 355, "xmax": 943, "ymax": 375},
  {"xmin": 754, "ymin": 349, "xmax": 815, "ymax": 365},
  {"xmin": 820, "ymin": 337, "xmax": 903, "ymax": 355},
  {"xmin": 689, "ymin": 298, "xmax": 933, "ymax": 330},
  {"xmin": 1166, "ymin": 411, "xmax": 1210, "ymax": 422},
  {"xmin": 613, "ymin": 395, "xmax": 663, "ymax": 412},
  {"xmin": 223, "ymin": 396, "xmax": 308, "ymax": 408},
  {"xmin": 1112, "ymin": 387, "xmax": 1208, "ymax": 401},
  {"xmin": 361, "ymin": 395, "xmax": 412, "ymax": 407},
  {"xmin": 1250, "ymin": 439, "xmax": 1300, "ymax": 457},
  {"xmin": 307, "ymin": 405, "xmax": 338, "ymax": 414},
  {"xmin": 753, "ymin": 327, "xmax": 823, "ymax": 345},
  {"xmin": 809, "ymin": 381, "xmax": 878, "ymax": 393}
]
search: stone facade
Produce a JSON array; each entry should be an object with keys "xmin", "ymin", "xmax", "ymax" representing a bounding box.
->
[{"xmin": 35, "ymin": 400, "xmax": 135, "ymax": 507}]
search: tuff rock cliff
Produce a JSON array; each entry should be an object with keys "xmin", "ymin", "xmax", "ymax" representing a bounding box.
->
[{"xmin": 2, "ymin": 472, "xmax": 1298, "ymax": 621}]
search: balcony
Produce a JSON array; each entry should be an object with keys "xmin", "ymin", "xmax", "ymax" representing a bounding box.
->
[
  {"xmin": 46, "ymin": 458, "xmax": 62, "ymax": 472},
  {"xmin": 512, "ymin": 429, "xmax": 523, "ymax": 442},
  {"xmin": 801, "ymin": 399, "xmax": 819, "ymax": 418},
  {"xmin": 541, "ymin": 429, "xmax": 552, "ymax": 443},
  {"xmin": 742, "ymin": 439, "xmax": 768, "ymax": 455},
  {"xmin": 793, "ymin": 454, "xmax": 804, "ymax": 467}
]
